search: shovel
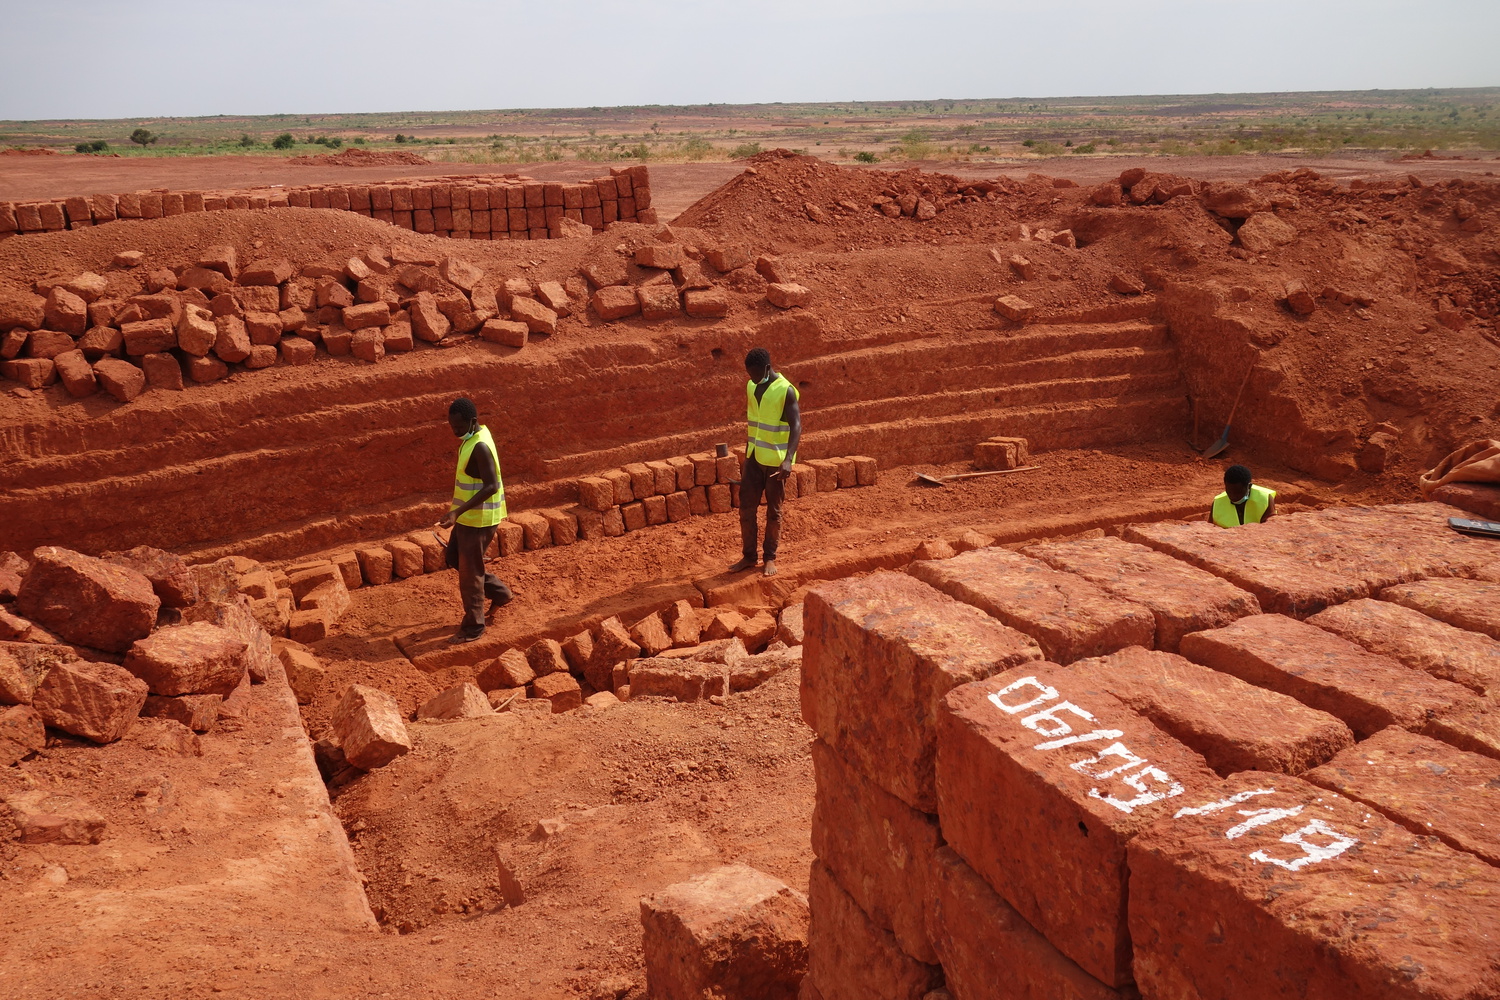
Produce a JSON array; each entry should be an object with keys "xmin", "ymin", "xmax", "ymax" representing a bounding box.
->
[
  {"xmin": 1204, "ymin": 366, "xmax": 1254, "ymax": 459},
  {"xmin": 917, "ymin": 466, "xmax": 1040, "ymax": 487}
]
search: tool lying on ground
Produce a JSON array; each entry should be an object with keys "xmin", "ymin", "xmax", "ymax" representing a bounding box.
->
[
  {"xmin": 1204, "ymin": 366, "xmax": 1255, "ymax": 459},
  {"xmin": 1449, "ymin": 517, "xmax": 1500, "ymax": 540},
  {"xmin": 916, "ymin": 466, "xmax": 1040, "ymax": 487}
]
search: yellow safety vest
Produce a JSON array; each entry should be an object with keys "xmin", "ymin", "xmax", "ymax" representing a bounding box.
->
[
  {"xmin": 1212, "ymin": 484, "xmax": 1274, "ymax": 528},
  {"xmin": 746, "ymin": 374, "xmax": 798, "ymax": 467},
  {"xmin": 452, "ymin": 425, "xmax": 506, "ymax": 527}
]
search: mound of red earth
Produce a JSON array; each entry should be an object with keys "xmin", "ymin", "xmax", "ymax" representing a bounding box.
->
[{"xmin": 287, "ymin": 147, "xmax": 430, "ymax": 167}]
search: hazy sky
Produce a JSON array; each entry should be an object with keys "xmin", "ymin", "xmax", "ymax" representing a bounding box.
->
[{"xmin": 2, "ymin": 0, "xmax": 1495, "ymax": 120}]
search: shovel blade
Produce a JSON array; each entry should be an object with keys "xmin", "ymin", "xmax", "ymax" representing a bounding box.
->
[
  {"xmin": 1203, "ymin": 426, "xmax": 1232, "ymax": 459},
  {"xmin": 916, "ymin": 473, "xmax": 946, "ymax": 487}
]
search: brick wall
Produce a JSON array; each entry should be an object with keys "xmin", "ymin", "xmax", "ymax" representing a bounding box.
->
[{"xmin": 0, "ymin": 166, "xmax": 655, "ymax": 241}]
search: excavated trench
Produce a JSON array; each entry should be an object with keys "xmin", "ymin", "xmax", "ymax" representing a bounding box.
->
[{"xmin": 2, "ymin": 153, "xmax": 1498, "ymax": 999}]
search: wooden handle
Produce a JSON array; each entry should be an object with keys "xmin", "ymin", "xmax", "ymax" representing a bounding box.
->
[{"xmin": 1224, "ymin": 366, "xmax": 1254, "ymax": 426}]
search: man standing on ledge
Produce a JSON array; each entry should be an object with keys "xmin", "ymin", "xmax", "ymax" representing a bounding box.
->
[
  {"xmin": 1209, "ymin": 464, "xmax": 1276, "ymax": 527},
  {"xmin": 438, "ymin": 397, "xmax": 512, "ymax": 643},
  {"xmin": 730, "ymin": 347, "xmax": 801, "ymax": 578}
]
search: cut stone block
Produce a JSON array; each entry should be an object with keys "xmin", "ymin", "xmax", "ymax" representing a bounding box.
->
[
  {"xmin": 811, "ymin": 739, "xmax": 941, "ymax": 963},
  {"xmin": 728, "ymin": 646, "xmax": 799, "ymax": 692},
  {"xmin": 1128, "ymin": 772, "xmax": 1500, "ymax": 1000},
  {"xmin": 4, "ymin": 790, "xmax": 106, "ymax": 845},
  {"xmin": 1381, "ymin": 577, "xmax": 1500, "ymax": 641},
  {"xmin": 356, "ymin": 547, "xmax": 393, "ymax": 586},
  {"xmin": 1303, "ymin": 726, "xmax": 1500, "ymax": 866},
  {"xmin": 630, "ymin": 658, "xmax": 727, "ymax": 701},
  {"xmin": 666, "ymin": 599, "xmax": 701, "ymax": 648},
  {"xmin": 1022, "ymin": 536, "xmax": 1261, "ymax": 652},
  {"xmin": 386, "ymin": 539, "xmax": 425, "ymax": 579},
  {"xmin": 0, "ymin": 704, "xmax": 46, "ymax": 766},
  {"xmin": 1307, "ymin": 597, "xmax": 1500, "ymax": 695},
  {"xmin": 631, "ymin": 612, "xmax": 674, "ymax": 657},
  {"xmin": 276, "ymin": 641, "xmax": 326, "ymax": 705},
  {"xmin": 586, "ymin": 616, "xmax": 640, "ymax": 693},
  {"xmin": 1073, "ymin": 645, "xmax": 1354, "ymax": 775},
  {"xmin": 123, "ymin": 621, "xmax": 248, "ymax": 696},
  {"xmin": 32, "ymin": 658, "xmax": 150, "ymax": 744},
  {"xmin": 910, "ymin": 547, "xmax": 1154, "ymax": 664},
  {"xmin": 100, "ymin": 544, "xmax": 198, "ymax": 608},
  {"xmin": 1124, "ymin": 503, "xmax": 1492, "ymax": 617},
  {"xmin": 734, "ymin": 610, "xmax": 777, "ymax": 653},
  {"xmin": 1422, "ymin": 697, "xmax": 1500, "ymax": 762},
  {"xmin": 477, "ymin": 649, "xmax": 535, "ymax": 690},
  {"xmin": 926, "ymin": 845, "xmax": 1122, "ymax": 1000},
  {"xmin": 15, "ymin": 545, "xmax": 159, "ymax": 653},
  {"xmin": 1179, "ymin": 614, "xmax": 1475, "ymax": 739},
  {"xmin": 640, "ymin": 862, "xmax": 809, "ymax": 1000},
  {"xmin": 776, "ymin": 604, "xmax": 803, "ymax": 647},
  {"xmin": 994, "ymin": 294, "xmax": 1034, "ymax": 321},
  {"xmin": 142, "ymin": 693, "xmax": 221, "ymax": 732},
  {"xmin": 807, "ymin": 862, "xmax": 941, "ymax": 1000},
  {"xmin": 529, "ymin": 671, "xmax": 582, "ymax": 713},
  {"xmin": 938, "ymin": 663, "xmax": 1219, "ymax": 987},
  {"xmin": 331, "ymin": 684, "xmax": 412, "ymax": 769},
  {"xmin": 0, "ymin": 642, "xmax": 77, "ymax": 706},
  {"xmin": 527, "ymin": 637, "xmax": 569, "ymax": 677},
  {"xmin": 803, "ymin": 570, "xmax": 1043, "ymax": 812},
  {"xmin": 417, "ymin": 682, "xmax": 492, "ymax": 721}
]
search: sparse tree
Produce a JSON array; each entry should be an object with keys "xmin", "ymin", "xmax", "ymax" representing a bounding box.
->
[
  {"xmin": 272, "ymin": 133, "xmax": 295, "ymax": 149},
  {"xmin": 129, "ymin": 128, "xmax": 157, "ymax": 147}
]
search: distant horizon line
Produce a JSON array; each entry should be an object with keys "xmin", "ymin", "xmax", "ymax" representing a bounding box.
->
[{"xmin": 5, "ymin": 85, "xmax": 1499, "ymax": 126}]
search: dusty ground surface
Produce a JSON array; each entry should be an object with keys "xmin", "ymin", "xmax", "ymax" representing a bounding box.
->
[{"xmin": 2, "ymin": 147, "xmax": 1498, "ymax": 998}]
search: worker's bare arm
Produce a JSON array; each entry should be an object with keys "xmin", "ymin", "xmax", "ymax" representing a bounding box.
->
[{"xmin": 777, "ymin": 392, "xmax": 801, "ymax": 477}]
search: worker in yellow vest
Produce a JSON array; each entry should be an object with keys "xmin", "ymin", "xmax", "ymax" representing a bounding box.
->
[
  {"xmin": 729, "ymin": 347, "xmax": 802, "ymax": 578},
  {"xmin": 1210, "ymin": 464, "xmax": 1276, "ymax": 528},
  {"xmin": 437, "ymin": 397, "xmax": 512, "ymax": 643}
]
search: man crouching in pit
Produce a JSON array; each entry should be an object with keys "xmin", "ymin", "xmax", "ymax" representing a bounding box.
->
[{"xmin": 437, "ymin": 397, "xmax": 512, "ymax": 643}]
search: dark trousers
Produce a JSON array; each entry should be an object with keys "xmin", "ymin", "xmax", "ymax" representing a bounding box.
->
[
  {"xmin": 445, "ymin": 524, "xmax": 512, "ymax": 632},
  {"xmin": 739, "ymin": 457, "xmax": 786, "ymax": 562}
]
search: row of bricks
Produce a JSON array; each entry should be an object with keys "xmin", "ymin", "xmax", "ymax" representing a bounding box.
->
[
  {"xmin": 575, "ymin": 454, "xmax": 877, "ymax": 509},
  {"xmin": 1, "ymin": 327, "xmax": 402, "ymax": 397},
  {"xmin": 0, "ymin": 168, "xmax": 652, "ymax": 237},
  {"xmin": 266, "ymin": 455, "xmax": 883, "ymax": 597},
  {"xmin": 800, "ymin": 538, "xmax": 1500, "ymax": 996}
]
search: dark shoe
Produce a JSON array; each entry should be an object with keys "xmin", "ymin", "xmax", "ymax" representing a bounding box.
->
[
  {"xmin": 728, "ymin": 556, "xmax": 757, "ymax": 573},
  {"xmin": 449, "ymin": 627, "xmax": 485, "ymax": 645}
]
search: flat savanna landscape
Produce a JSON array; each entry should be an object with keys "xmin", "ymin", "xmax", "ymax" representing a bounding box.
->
[{"xmin": 5, "ymin": 87, "xmax": 1499, "ymax": 166}]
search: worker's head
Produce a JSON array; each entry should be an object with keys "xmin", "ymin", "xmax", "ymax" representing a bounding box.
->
[
  {"xmin": 1224, "ymin": 464, "xmax": 1252, "ymax": 502},
  {"xmin": 448, "ymin": 397, "xmax": 478, "ymax": 437},
  {"xmin": 745, "ymin": 347, "xmax": 772, "ymax": 384}
]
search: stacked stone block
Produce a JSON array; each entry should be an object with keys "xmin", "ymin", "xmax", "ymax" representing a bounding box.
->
[
  {"xmin": 0, "ymin": 166, "xmax": 653, "ymax": 242},
  {"xmin": 802, "ymin": 500, "xmax": 1500, "ymax": 998}
]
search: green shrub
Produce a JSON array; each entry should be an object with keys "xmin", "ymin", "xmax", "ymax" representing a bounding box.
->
[
  {"xmin": 394, "ymin": 134, "xmax": 407, "ymax": 143},
  {"xmin": 1022, "ymin": 139, "xmax": 1035, "ymax": 147},
  {"xmin": 238, "ymin": 134, "xmax": 255, "ymax": 147},
  {"xmin": 854, "ymin": 151, "xmax": 878, "ymax": 163},
  {"xmin": 1073, "ymin": 143, "xmax": 1096, "ymax": 153},
  {"xmin": 352, "ymin": 137, "xmax": 365, "ymax": 145},
  {"xmin": 729, "ymin": 142, "xmax": 762, "ymax": 158},
  {"xmin": 73, "ymin": 139, "xmax": 108, "ymax": 153},
  {"xmin": 272, "ymin": 133, "xmax": 294, "ymax": 149},
  {"xmin": 129, "ymin": 128, "xmax": 157, "ymax": 147}
]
